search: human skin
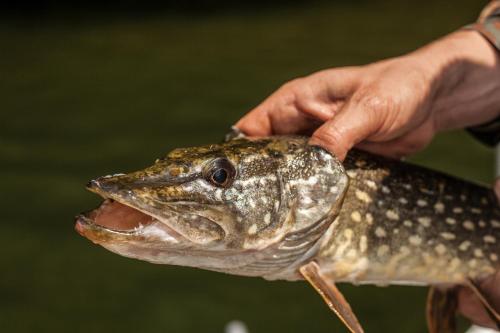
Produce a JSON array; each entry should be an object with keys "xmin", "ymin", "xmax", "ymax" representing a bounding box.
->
[{"xmin": 236, "ymin": 30, "xmax": 500, "ymax": 328}]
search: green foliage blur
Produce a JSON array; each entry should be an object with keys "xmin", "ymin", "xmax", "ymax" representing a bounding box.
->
[{"xmin": 0, "ymin": 1, "xmax": 494, "ymax": 332}]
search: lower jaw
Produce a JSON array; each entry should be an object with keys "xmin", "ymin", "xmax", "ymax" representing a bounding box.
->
[{"xmin": 75, "ymin": 199, "xmax": 183, "ymax": 244}]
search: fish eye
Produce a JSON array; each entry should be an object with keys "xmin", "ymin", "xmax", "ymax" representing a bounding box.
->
[
  {"xmin": 211, "ymin": 168, "xmax": 228, "ymax": 185},
  {"xmin": 205, "ymin": 158, "xmax": 235, "ymax": 188}
]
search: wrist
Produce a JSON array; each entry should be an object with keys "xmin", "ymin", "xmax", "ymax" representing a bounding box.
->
[
  {"xmin": 408, "ymin": 30, "xmax": 500, "ymax": 131},
  {"xmin": 407, "ymin": 30, "xmax": 498, "ymax": 88}
]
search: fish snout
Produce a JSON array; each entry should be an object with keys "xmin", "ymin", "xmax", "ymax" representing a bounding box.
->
[{"xmin": 86, "ymin": 174, "xmax": 129, "ymax": 196}]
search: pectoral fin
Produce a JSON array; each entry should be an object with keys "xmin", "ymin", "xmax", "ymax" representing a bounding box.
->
[
  {"xmin": 299, "ymin": 261, "xmax": 364, "ymax": 333},
  {"xmin": 426, "ymin": 286, "xmax": 458, "ymax": 333},
  {"xmin": 466, "ymin": 279, "xmax": 500, "ymax": 328}
]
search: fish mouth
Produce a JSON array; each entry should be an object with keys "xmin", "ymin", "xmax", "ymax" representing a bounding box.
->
[{"xmin": 75, "ymin": 191, "xmax": 183, "ymax": 245}]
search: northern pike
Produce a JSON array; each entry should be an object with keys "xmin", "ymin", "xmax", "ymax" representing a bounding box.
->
[{"xmin": 75, "ymin": 131, "xmax": 500, "ymax": 332}]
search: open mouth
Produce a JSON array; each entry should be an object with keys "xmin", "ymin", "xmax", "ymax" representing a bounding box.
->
[{"xmin": 75, "ymin": 197, "xmax": 182, "ymax": 244}]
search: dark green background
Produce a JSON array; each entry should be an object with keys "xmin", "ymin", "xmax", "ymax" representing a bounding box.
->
[{"xmin": 0, "ymin": 1, "xmax": 495, "ymax": 332}]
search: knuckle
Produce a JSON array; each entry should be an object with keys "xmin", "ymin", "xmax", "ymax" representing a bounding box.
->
[
  {"xmin": 351, "ymin": 83, "xmax": 397, "ymax": 114},
  {"xmin": 312, "ymin": 126, "xmax": 349, "ymax": 156},
  {"xmin": 361, "ymin": 93, "xmax": 395, "ymax": 114},
  {"xmin": 280, "ymin": 77, "xmax": 305, "ymax": 92}
]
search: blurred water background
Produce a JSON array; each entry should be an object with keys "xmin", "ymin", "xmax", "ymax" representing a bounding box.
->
[{"xmin": 0, "ymin": 1, "xmax": 495, "ymax": 332}]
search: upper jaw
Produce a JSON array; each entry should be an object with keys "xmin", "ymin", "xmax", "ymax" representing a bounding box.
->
[{"xmin": 75, "ymin": 177, "xmax": 185, "ymax": 245}]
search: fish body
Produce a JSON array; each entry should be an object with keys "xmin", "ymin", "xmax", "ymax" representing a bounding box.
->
[
  {"xmin": 75, "ymin": 135, "xmax": 499, "ymax": 331},
  {"xmin": 317, "ymin": 150, "xmax": 499, "ymax": 286}
]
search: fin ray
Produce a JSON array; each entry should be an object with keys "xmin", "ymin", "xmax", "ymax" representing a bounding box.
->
[{"xmin": 300, "ymin": 261, "xmax": 364, "ymax": 333}]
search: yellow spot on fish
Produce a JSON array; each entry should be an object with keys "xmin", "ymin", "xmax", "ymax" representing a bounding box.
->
[
  {"xmin": 418, "ymin": 217, "xmax": 431, "ymax": 227},
  {"xmin": 264, "ymin": 213, "xmax": 271, "ymax": 225},
  {"xmin": 463, "ymin": 221, "xmax": 475, "ymax": 231},
  {"xmin": 346, "ymin": 249, "xmax": 357, "ymax": 258},
  {"xmin": 453, "ymin": 207, "xmax": 463, "ymax": 214},
  {"xmin": 478, "ymin": 220, "xmax": 486, "ymax": 228},
  {"xmin": 468, "ymin": 259, "xmax": 478, "ymax": 268},
  {"xmin": 355, "ymin": 189, "xmax": 372, "ymax": 203},
  {"xmin": 434, "ymin": 202, "xmax": 445, "ymax": 213},
  {"xmin": 351, "ymin": 211, "xmax": 362, "ymax": 222},
  {"xmin": 403, "ymin": 220, "xmax": 412, "ymax": 227},
  {"xmin": 492, "ymin": 220, "xmax": 500, "ymax": 228},
  {"xmin": 447, "ymin": 258, "xmax": 461, "ymax": 272},
  {"xmin": 420, "ymin": 187, "xmax": 433, "ymax": 194},
  {"xmin": 417, "ymin": 199, "xmax": 427, "ymax": 207},
  {"xmin": 344, "ymin": 229, "xmax": 353, "ymax": 239},
  {"xmin": 445, "ymin": 217, "xmax": 456, "ymax": 225},
  {"xmin": 470, "ymin": 207, "xmax": 482, "ymax": 214},
  {"xmin": 375, "ymin": 227, "xmax": 386, "ymax": 238},
  {"xmin": 364, "ymin": 180, "xmax": 377, "ymax": 190},
  {"xmin": 440, "ymin": 232, "xmax": 456, "ymax": 240},
  {"xmin": 381, "ymin": 186, "xmax": 390, "ymax": 194},
  {"xmin": 377, "ymin": 245, "xmax": 389, "ymax": 257},
  {"xmin": 409, "ymin": 235, "xmax": 422, "ymax": 246},
  {"xmin": 490, "ymin": 254, "xmax": 498, "ymax": 261},
  {"xmin": 248, "ymin": 224, "xmax": 258, "ymax": 235},
  {"xmin": 398, "ymin": 198, "xmax": 408, "ymax": 205},
  {"xmin": 435, "ymin": 244, "xmax": 446, "ymax": 255},
  {"xmin": 359, "ymin": 236, "xmax": 368, "ymax": 253},
  {"xmin": 459, "ymin": 241, "xmax": 471, "ymax": 251},
  {"xmin": 386, "ymin": 210, "xmax": 399, "ymax": 220},
  {"xmin": 355, "ymin": 160, "xmax": 366, "ymax": 167},
  {"xmin": 474, "ymin": 249, "xmax": 484, "ymax": 258},
  {"xmin": 399, "ymin": 246, "xmax": 410, "ymax": 255},
  {"xmin": 365, "ymin": 213, "xmax": 373, "ymax": 225},
  {"xmin": 484, "ymin": 235, "xmax": 496, "ymax": 243},
  {"xmin": 347, "ymin": 170, "xmax": 357, "ymax": 178}
]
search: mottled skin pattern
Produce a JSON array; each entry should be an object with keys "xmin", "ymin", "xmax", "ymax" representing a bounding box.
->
[
  {"xmin": 317, "ymin": 150, "xmax": 499, "ymax": 286},
  {"xmin": 76, "ymin": 136, "xmax": 499, "ymax": 288}
]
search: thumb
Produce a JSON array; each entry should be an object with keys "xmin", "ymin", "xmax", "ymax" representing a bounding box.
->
[{"xmin": 309, "ymin": 97, "xmax": 383, "ymax": 160}]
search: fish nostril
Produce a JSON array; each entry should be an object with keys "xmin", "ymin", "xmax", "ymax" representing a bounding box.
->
[
  {"xmin": 86, "ymin": 179, "xmax": 100, "ymax": 190},
  {"xmin": 86, "ymin": 178, "xmax": 122, "ymax": 193}
]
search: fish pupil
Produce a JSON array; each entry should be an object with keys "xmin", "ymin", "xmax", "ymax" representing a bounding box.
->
[{"xmin": 212, "ymin": 168, "xmax": 227, "ymax": 185}]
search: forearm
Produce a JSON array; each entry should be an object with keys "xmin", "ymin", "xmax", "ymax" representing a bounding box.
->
[{"xmin": 405, "ymin": 28, "xmax": 500, "ymax": 132}]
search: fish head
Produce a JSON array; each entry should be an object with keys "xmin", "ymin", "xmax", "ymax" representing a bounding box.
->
[{"xmin": 75, "ymin": 137, "xmax": 348, "ymax": 278}]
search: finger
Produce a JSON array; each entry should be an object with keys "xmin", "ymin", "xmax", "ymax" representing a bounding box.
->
[
  {"xmin": 457, "ymin": 273, "xmax": 500, "ymax": 329},
  {"xmin": 237, "ymin": 69, "xmax": 360, "ymax": 137},
  {"xmin": 236, "ymin": 99, "xmax": 275, "ymax": 137},
  {"xmin": 309, "ymin": 97, "xmax": 383, "ymax": 160},
  {"xmin": 458, "ymin": 287, "xmax": 497, "ymax": 329},
  {"xmin": 355, "ymin": 121, "xmax": 435, "ymax": 159}
]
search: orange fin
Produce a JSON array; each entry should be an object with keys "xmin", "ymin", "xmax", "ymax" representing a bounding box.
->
[
  {"xmin": 299, "ymin": 261, "xmax": 364, "ymax": 333},
  {"xmin": 426, "ymin": 286, "xmax": 458, "ymax": 333},
  {"xmin": 466, "ymin": 279, "xmax": 500, "ymax": 328}
]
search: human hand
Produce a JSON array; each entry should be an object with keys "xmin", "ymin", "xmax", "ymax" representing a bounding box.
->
[
  {"xmin": 457, "ymin": 178, "xmax": 500, "ymax": 329},
  {"xmin": 237, "ymin": 28, "xmax": 500, "ymax": 328},
  {"xmin": 236, "ymin": 30, "xmax": 500, "ymax": 160}
]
